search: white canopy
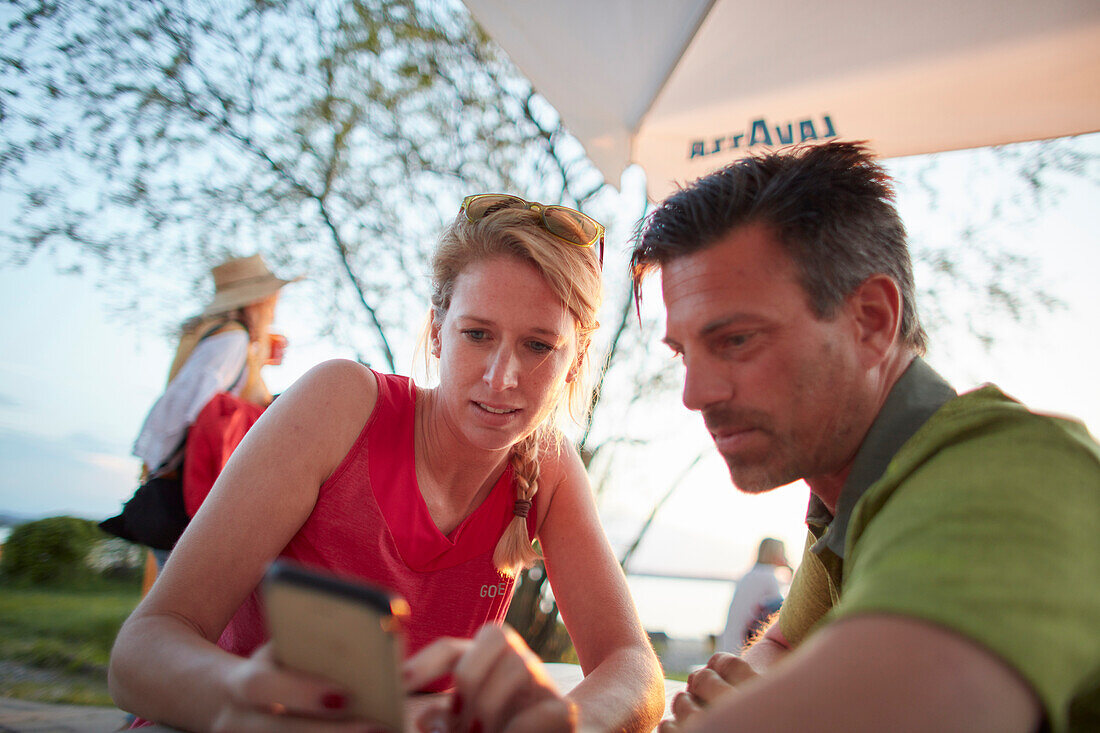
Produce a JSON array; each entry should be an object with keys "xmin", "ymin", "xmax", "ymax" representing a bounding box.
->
[{"xmin": 463, "ymin": 0, "xmax": 1100, "ymax": 200}]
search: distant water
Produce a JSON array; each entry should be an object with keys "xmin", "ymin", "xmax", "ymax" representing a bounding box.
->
[
  {"xmin": 0, "ymin": 521, "xmax": 735, "ymax": 642},
  {"xmin": 626, "ymin": 575, "xmax": 737, "ymax": 640}
]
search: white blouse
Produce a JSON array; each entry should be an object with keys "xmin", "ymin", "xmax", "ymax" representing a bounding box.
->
[{"xmin": 132, "ymin": 330, "xmax": 249, "ymax": 471}]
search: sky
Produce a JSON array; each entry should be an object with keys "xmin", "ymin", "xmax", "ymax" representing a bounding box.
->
[{"xmin": 1, "ymin": 135, "xmax": 1097, "ymax": 639}]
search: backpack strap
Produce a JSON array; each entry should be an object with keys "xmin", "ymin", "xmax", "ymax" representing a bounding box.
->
[
  {"xmin": 150, "ymin": 319, "xmax": 251, "ymax": 478},
  {"xmin": 196, "ymin": 318, "xmax": 248, "ymax": 342}
]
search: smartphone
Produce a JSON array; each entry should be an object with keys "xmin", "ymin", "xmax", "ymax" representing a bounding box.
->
[{"xmin": 263, "ymin": 560, "xmax": 410, "ymax": 729}]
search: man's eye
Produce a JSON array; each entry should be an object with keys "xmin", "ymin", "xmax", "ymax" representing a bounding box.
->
[{"xmin": 721, "ymin": 333, "xmax": 754, "ymax": 351}]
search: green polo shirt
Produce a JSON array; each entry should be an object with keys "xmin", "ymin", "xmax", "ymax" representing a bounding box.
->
[{"xmin": 776, "ymin": 358, "xmax": 1100, "ymax": 732}]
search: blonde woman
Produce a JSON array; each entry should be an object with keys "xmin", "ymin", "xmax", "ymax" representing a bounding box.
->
[
  {"xmin": 132, "ymin": 253, "xmax": 296, "ymax": 479},
  {"xmin": 109, "ymin": 195, "xmax": 665, "ymax": 732},
  {"xmin": 105, "ymin": 254, "xmax": 296, "ymax": 570}
]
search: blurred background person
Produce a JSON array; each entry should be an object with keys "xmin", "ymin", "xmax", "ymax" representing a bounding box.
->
[
  {"xmin": 133, "ymin": 253, "xmax": 299, "ymax": 474},
  {"xmin": 716, "ymin": 538, "xmax": 790, "ymax": 654},
  {"xmin": 122, "ymin": 254, "xmax": 299, "ymax": 584}
]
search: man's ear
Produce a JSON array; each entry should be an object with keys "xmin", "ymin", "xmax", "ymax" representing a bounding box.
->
[{"xmin": 848, "ymin": 275, "xmax": 902, "ymax": 366}]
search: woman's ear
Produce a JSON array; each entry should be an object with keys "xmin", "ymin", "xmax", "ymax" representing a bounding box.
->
[
  {"xmin": 565, "ymin": 345, "xmax": 586, "ymax": 383},
  {"xmin": 429, "ymin": 309, "xmax": 442, "ymax": 358}
]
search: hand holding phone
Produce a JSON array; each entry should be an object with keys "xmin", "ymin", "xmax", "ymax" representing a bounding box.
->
[{"xmin": 263, "ymin": 561, "xmax": 409, "ymax": 730}]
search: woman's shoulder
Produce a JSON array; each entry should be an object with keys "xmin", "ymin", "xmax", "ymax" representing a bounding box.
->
[
  {"xmin": 540, "ymin": 432, "xmax": 584, "ymax": 471},
  {"xmin": 296, "ymin": 358, "xmax": 379, "ymax": 397},
  {"xmin": 302, "ymin": 357, "xmax": 375, "ymax": 380},
  {"xmin": 189, "ymin": 327, "xmax": 249, "ymax": 362},
  {"xmin": 533, "ymin": 434, "xmax": 588, "ymax": 509},
  {"xmin": 273, "ymin": 360, "xmax": 380, "ymax": 428}
]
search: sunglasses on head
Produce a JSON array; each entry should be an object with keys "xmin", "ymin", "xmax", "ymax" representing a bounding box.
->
[{"xmin": 461, "ymin": 194, "xmax": 605, "ymax": 267}]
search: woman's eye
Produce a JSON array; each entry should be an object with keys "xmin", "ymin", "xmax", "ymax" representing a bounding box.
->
[
  {"xmin": 527, "ymin": 340, "xmax": 553, "ymax": 354},
  {"xmin": 463, "ymin": 329, "xmax": 488, "ymax": 341}
]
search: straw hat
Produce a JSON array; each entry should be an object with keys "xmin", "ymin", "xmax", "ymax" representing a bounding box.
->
[
  {"xmin": 757, "ymin": 537, "xmax": 790, "ymax": 568},
  {"xmin": 202, "ymin": 254, "xmax": 302, "ymax": 316}
]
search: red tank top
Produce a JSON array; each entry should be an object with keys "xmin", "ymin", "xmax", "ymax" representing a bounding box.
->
[{"xmin": 216, "ymin": 371, "xmax": 537, "ymax": 683}]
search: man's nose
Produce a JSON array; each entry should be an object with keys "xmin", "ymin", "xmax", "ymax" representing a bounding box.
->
[
  {"xmin": 681, "ymin": 353, "xmax": 733, "ymax": 412},
  {"xmin": 485, "ymin": 346, "xmax": 520, "ymax": 390}
]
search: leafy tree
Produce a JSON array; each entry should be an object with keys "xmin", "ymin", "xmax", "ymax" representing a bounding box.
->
[
  {"xmin": 891, "ymin": 138, "xmax": 1099, "ymax": 350},
  {"xmin": 1, "ymin": 0, "xmax": 649, "ymax": 655},
  {"xmin": 0, "ymin": 516, "xmax": 105, "ymax": 584},
  {"xmin": 2, "ymin": 0, "xmax": 603, "ymax": 365}
]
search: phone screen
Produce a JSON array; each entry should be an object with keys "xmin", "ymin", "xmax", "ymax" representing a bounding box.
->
[{"xmin": 263, "ymin": 561, "xmax": 409, "ymax": 729}]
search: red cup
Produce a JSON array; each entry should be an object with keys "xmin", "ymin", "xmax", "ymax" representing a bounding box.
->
[{"xmin": 267, "ymin": 333, "xmax": 288, "ymax": 365}]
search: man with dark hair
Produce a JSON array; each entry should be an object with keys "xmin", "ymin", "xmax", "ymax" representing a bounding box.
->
[{"xmin": 632, "ymin": 142, "xmax": 1099, "ymax": 732}]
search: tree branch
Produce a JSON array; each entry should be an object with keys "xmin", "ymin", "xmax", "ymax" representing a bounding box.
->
[{"xmin": 618, "ymin": 450, "xmax": 708, "ymax": 570}]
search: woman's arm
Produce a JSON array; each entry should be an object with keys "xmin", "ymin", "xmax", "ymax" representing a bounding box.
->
[
  {"xmin": 538, "ymin": 444, "xmax": 665, "ymax": 733},
  {"xmin": 109, "ymin": 359, "xmax": 379, "ymax": 731}
]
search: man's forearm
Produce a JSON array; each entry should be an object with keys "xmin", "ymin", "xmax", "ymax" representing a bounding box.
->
[
  {"xmin": 684, "ymin": 615, "xmax": 1041, "ymax": 733},
  {"xmin": 740, "ymin": 626, "xmax": 790, "ymax": 673}
]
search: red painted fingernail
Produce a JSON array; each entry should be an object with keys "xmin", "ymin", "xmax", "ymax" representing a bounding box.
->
[
  {"xmin": 450, "ymin": 692, "xmax": 463, "ymax": 715},
  {"xmin": 322, "ymin": 692, "xmax": 347, "ymax": 710}
]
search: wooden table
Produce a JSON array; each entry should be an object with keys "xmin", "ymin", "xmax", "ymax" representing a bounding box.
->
[{"xmin": 144, "ymin": 663, "xmax": 686, "ymax": 731}]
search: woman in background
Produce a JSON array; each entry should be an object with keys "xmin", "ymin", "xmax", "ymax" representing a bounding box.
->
[
  {"xmin": 716, "ymin": 538, "xmax": 790, "ymax": 654},
  {"xmin": 108, "ymin": 254, "xmax": 297, "ymax": 585},
  {"xmin": 132, "ymin": 253, "xmax": 297, "ymax": 479}
]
